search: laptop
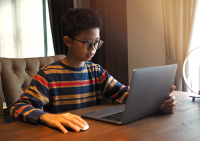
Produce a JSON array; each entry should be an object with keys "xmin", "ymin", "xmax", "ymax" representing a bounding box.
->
[{"xmin": 82, "ymin": 64, "xmax": 177, "ymax": 125}]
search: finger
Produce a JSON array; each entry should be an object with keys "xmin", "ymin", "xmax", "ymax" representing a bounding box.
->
[
  {"xmin": 61, "ymin": 119, "xmax": 81, "ymax": 132},
  {"xmin": 57, "ymin": 123, "xmax": 68, "ymax": 134},
  {"xmin": 161, "ymin": 105, "xmax": 174, "ymax": 109},
  {"xmin": 161, "ymin": 102, "xmax": 177, "ymax": 110},
  {"xmin": 64, "ymin": 113, "xmax": 85, "ymax": 129},
  {"xmin": 69, "ymin": 113, "xmax": 88, "ymax": 125},
  {"xmin": 163, "ymin": 96, "xmax": 176, "ymax": 104},
  {"xmin": 162, "ymin": 109, "xmax": 175, "ymax": 113},
  {"xmin": 162, "ymin": 100, "xmax": 177, "ymax": 106},
  {"xmin": 160, "ymin": 105, "xmax": 176, "ymax": 110},
  {"xmin": 161, "ymin": 106, "xmax": 176, "ymax": 112},
  {"xmin": 45, "ymin": 118, "xmax": 70, "ymax": 133},
  {"xmin": 162, "ymin": 106, "xmax": 176, "ymax": 113},
  {"xmin": 170, "ymin": 85, "xmax": 176, "ymax": 93},
  {"xmin": 161, "ymin": 102, "xmax": 176, "ymax": 111}
]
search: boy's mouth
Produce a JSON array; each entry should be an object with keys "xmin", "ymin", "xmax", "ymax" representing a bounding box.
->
[{"xmin": 87, "ymin": 54, "xmax": 94, "ymax": 58}]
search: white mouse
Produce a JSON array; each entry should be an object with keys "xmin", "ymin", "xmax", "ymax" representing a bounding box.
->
[{"xmin": 80, "ymin": 124, "xmax": 89, "ymax": 131}]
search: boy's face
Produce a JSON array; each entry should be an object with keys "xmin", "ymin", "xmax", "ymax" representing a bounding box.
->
[{"xmin": 69, "ymin": 28, "xmax": 100, "ymax": 63}]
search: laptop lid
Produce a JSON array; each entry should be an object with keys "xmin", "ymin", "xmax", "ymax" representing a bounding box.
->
[{"xmin": 82, "ymin": 64, "xmax": 177, "ymax": 125}]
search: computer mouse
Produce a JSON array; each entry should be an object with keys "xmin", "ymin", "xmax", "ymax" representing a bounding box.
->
[{"xmin": 80, "ymin": 124, "xmax": 89, "ymax": 131}]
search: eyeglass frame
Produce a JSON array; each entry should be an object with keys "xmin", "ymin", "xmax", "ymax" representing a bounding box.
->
[{"xmin": 72, "ymin": 38, "xmax": 104, "ymax": 50}]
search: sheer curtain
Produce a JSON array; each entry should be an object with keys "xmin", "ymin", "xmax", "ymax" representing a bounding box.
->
[
  {"xmin": 162, "ymin": 0, "xmax": 197, "ymax": 91},
  {"xmin": 186, "ymin": 0, "xmax": 200, "ymax": 93},
  {"xmin": 0, "ymin": 0, "xmax": 45, "ymax": 58},
  {"xmin": 190, "ymin": 1, "xmax": 200, "ymax": 50}
]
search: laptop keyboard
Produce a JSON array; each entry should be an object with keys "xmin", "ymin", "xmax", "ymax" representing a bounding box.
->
[{"xmin": 100, "ymin": 111, "xmax": 124, "ymax": 122}]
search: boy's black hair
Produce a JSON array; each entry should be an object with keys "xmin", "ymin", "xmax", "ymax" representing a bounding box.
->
[{"xmin": 62, "ymin": 8, "xmax": 102, "ymax": 39}]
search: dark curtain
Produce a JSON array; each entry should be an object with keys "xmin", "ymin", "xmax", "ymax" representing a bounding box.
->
[
  {"xmin": 91, "ymin": 0, "xmax": 129, "ymax": 86},
  {"xmin": 48, "ymin": 0, "xmax": 74, "ymax": 55}
]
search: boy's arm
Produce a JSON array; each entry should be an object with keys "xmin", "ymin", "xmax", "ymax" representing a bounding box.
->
[
  {"xmin": 11, "ymin": 70, "xmax": 88, "ymax": 133},
  {"xmin": 10, "ymin": 70, "xmax": 50, "ymax": 124},
  {"xmin": 100, "ymin": 68, "xmax": 129, "ymax": 103}
]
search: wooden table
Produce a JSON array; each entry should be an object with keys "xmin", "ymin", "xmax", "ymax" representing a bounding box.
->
[{"xmin": 1, "ymin": 91, "xmax": 200, "ymax": 141}]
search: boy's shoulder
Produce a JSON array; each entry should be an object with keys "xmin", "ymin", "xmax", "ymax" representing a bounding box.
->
[
  {"xmin": 39, "ymin": 61, "xmax": 104, "ymax": 72},
  {"xmin": 40, "ymin": 60, "xmax": 64, "ymax": 71}
]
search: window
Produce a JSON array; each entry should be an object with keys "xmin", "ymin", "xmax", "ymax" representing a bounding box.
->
[
  {"xmin": 0, "ymin": 0, "xmax": 54, "ymax": 58},
  {"xmin": 44, "ymin": 0, "xmax": 54, "ymax": 56}
]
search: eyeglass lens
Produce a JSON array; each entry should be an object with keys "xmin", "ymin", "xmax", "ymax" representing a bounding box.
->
[{"xmin": 84, "ymin": 40, "xmax": 103, "ymax": 50}]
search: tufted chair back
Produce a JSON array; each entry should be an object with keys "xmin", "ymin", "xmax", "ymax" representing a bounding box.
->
[{"xmin": 0, "ymin": 55, "xmax": 65, "ymax": 123}]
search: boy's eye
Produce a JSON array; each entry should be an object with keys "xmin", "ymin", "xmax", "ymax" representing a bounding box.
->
[
  {"xmin": 84, "ymin": 41, "xmax": 91, "ymax": 44},
  {"xmin": 84, "ymin": 40, "xmax": 99, "ymax": 43}
]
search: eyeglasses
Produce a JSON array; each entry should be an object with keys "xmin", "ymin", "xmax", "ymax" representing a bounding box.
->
[{"xmin": 73, "ymin": 38, "xmax": 104, "ymax": 50}]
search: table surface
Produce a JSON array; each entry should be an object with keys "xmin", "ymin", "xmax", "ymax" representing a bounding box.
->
[{"xmin": 1, "ymin": 91, "xmax": 200, "ymax": 141}]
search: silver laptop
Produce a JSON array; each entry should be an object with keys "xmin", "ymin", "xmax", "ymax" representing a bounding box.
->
[{"xmin": 82, "ymin": 64, "xmax": 177, "ymax": 125}]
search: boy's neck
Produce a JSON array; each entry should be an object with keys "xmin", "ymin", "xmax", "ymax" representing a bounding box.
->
[{"xmin": 61, "ymin": 56, "xmax": 85, "ymax": 68}]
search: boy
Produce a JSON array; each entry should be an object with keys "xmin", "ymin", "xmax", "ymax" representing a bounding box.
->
[{"xmin": 11, "ymin": 8, "xmax": 177, "ymax": 134}]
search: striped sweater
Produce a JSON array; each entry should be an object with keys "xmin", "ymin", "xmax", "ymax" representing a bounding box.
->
[{"xmin": 11, "ymin": 61, "xmax": 130, "ymax": 125}]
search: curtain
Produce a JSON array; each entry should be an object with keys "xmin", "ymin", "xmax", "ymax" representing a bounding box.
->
[
  {"xmin": 162, "ymin": 0, "xmax": 197, "ymax": 91},
  {"xmin": 91, "ymin": 0, "xmax": 129, "ymax": 86},
  {"xmin": 47, "ymin": 0, "xmax": 74, "ymax": 55},
  {"xmin": 0, "ymin": 0, "xmax": 45, "ymax": 58},
  {"xmin": 184, "ymin": 0, "xmax": 200, "ymax": 94}
]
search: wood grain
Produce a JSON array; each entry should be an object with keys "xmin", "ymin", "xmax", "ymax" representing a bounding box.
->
[{"xmin": 0, "ymin": 91, "xmax": 200, "ymax": 141}]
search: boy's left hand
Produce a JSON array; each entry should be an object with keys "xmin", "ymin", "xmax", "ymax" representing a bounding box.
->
[{"xmin": 160, "ymin": 85, "xmax": 177, "ymax": 113}]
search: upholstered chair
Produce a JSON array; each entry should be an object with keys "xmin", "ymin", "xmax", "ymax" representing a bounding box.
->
[{"xmin": 0, "ymin": 55, "xmax": 65, "ymax": 123}]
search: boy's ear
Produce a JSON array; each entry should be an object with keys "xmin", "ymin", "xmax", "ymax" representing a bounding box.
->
[{"xmin": 63, "ymin": 36, "xmax": 72, "ymax": 47}]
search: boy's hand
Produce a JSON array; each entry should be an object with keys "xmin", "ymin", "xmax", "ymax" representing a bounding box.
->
[
  {"xmin": 39, "ymin": 113, "xmax": 88, "ymax": 134},
  {"xmin": 160, "ymin": 85, "xmax": 177, "ymax": 113}
]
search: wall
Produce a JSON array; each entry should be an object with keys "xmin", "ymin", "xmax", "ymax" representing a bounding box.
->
[{"xmin": 127, "ymin": 0, "xmax": 165, "ymax": 84}]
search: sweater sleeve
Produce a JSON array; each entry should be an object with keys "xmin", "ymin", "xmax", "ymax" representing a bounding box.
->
[
  {"xmin": 10, "ymin": 70, "xmax": 50, "ymax": 125},
  {"xmin": 99, "ymin": 66, "xmax": 130, "ymax": 104}
]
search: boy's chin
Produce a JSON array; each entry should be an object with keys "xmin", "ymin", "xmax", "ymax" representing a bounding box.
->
[{"xmin": 86, "ymin": 58, "xmax": 92, "ymax": 62}]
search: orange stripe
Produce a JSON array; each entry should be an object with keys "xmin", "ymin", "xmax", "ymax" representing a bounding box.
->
[
  {"xmin": 44, "ymin": 65, "xmax": 64, "ymax": 70},
  {"xmin": 44, "ymin": 68, "xmax": 90, "ymax": 75},
  {"xmin": 24, "ymin": 88, "xmax": 49, "ymax": 105},
  {"xmin": 53, "ymin": 97, "xmax": 97, "ymax": 106},
  {"xmin": 19, "ymin": 96, "xmax": 36, "ymax": 107}
]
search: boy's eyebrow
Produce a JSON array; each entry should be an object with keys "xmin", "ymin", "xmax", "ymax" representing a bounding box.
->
[{"xmin": 83, "ymin": 37, "xmax": 100, "ymax": 40}]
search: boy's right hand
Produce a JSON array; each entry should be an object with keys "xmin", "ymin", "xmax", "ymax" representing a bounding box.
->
[{"xmin": 39, "ymin": 113, "xmax": 88, "ymax": 134}]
